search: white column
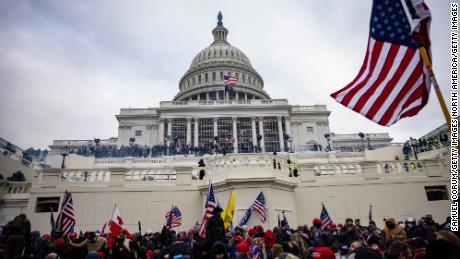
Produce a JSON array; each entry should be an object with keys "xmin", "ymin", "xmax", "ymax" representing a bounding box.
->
[
  {"xmin": 258, "ymin": 117, "xmax": 265, "ymax": 152},
  {"xmin": 235, "ymin": 92, "xmax": 239, "ymax": 100},
  {"xmin": 285, "ymin": 118, "xmax": 292, "ymax": 151},
  {"xmin": 245, "ymin": 93, "xmax": 248, "ymax": 100},
  {"xmin": 206, "ymin": 92, "xmax": 210, "ymax": 100},
  {"xmin": 277, "ymin": 117, "xmax": 285, "ymax": 152},
  {"xmin": 158, "ymin": 120, "xmax": 165, "ymax": 145},
  {"xmin": 213, "ymin": 118, "xmax": 218, "ymax": 138},
  {"xmin": 216, "ymin": 90, "xmax": 220, "ymax": 100},
  {"xmin": 167, "ymin": 119, "xmax": 172, "ymax": 147},
  {"xmin": 251, "ymin": 117, "xmax": 257, "ymax": 150},
  {"xmin": 194, "ymin": 118, "xmax": 199, "ymax": 147},
  {"xmin": 232, "ymin": 117, "xmax": 238, "ymax": 153},
  {"xmin": 197, "ymin": 93, "xmax": 201, "ymax": 100},
  {"xmin": 186, "ymin": 118, "xmax": 191, "ymax": 145}
]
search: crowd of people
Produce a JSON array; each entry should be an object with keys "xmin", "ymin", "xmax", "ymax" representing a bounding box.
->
[
  {"xmin": 402, "ymin": 133, "xmax": 449, "ymax": 159},
  {"xmin": 1, "ymin": 211, "xmax": 458, "ymax": 259}
]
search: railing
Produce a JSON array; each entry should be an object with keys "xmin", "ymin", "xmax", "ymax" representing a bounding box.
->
[
  {"xmin": 160, "ymin": 99, "xmax": 289, "ymax": 107},
  {"xmin": 125, "ymin": 170, "xmax": 176, "ymax": 181},
  {"xmin": 60, "ymin": 170, "xmax": 110, "ymax": 183},
  {"xmin": 291, "ymin": 105, "xmax": 328, "ymax": 112},
  {"xmin": 119, "ymin": 108, "xmax": 157, "ymax": 116},
  {"xmin": 313, "ymin": 164, "xmax": 362, "ymax": 176},
  {"xmin": 377, "ymin": 160, "xmax": 426, "ymax": 174}
]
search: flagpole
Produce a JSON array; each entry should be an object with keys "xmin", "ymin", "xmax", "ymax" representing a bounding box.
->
[{"xmin": 417, "ymin": 44, "xmax": 452, "ymax": 129}]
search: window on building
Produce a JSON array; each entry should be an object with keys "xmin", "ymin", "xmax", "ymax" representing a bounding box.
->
[
  {"xmin": 171, "ymin": 119, "xmax": 187, "ymax": 146},
  {"xmin": 306, "ymin": 127, "xmax": 314, "ymax": 133},
  {"xmin": 35, "ymin": 197, "xmax": 60, "ymax": 213},
  {"xmin": 192, "ymin": 77, "xmax": 195, "ymax": 84},
  {"xmin": 135, "ymin": 130, "xmax": 142, "ymax": 137},
  {"xmin": 187, "ymin": 80, "xmax": 190, "ymax": 87},
  {"xmin": 212, "ymin": 72, "xmax": 216, "ymax": 81},
  {"xmin": 237, "ymin": 118, "xmax": 253, "ymax": 153},
  {"xmin": 220, "ymin": 49, "xmax": 223, "ymax": 57},
  {"xmin": 205, "ymin": 73, "xmax": 208, "ymax": 82},
  {"xmin": 242, "ymin": 74, "xmax": 246, "ymax": 83},
  {"xmin": 198, "ymin": 75, "xmax": 202, "ymax": 83},
  {"xmin": 235, "ymin": 73, "xmax": 239, "ymax": 80},
  {"xmin": 248, "ymin": 76, "xmax": 252, "ymax": 85},
  {"xmin": 217, "ymin": 118, "xmax": 234, "ymax": 153},
  {"xmin": 198, "ymin": 118, "xmax": 214, "ymax": 148},
  {"xmin": 220, "ymin": 71, "xmax": 224, "ymax": 81},
  {"xmin": 263, "ymin": 117, "xmax": 281, "ymax": 152},
  {"xmin": 424, "ymin": 186, "xmax": 448, "ymax": 201}
]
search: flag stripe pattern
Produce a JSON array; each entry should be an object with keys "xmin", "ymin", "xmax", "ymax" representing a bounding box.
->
[
  {"xmin": 165, "ymin": 206, "xmax": 182, "ymax": 229},
  {"xmin": 330, "ymin": 0, "xmax": 431, "ymax": 126},
  {"xmin": 251, "ymin": 192, "xmax": 266, "ymax": 223},
  {"xmin": 320, "ymin": 204, "xmax": 333, "ymax": 230},
  {"xmin": 199, "ymin": 182, "xmax": 217, "ymax": 237},
  {"xmin": 224, "ymin": 75, "xmax": 237, "ymax": 86},
  {"xmin": 55, "ymin": 192, "xmax": 76, "ymax": 235}
]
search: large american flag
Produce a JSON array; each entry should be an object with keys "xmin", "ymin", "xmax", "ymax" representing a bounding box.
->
[
  {"xmin": 251, "ymin": 192, "xmax": 266, "ymax": 223},
  {"xmin": 199, "ymin": 182, "xmax": 217, "ymax": 237},
  {"xmin": 331, "ymin": 0, "xmax": 431, "ymax": 126},
  {"xmin": 55, "ymin": 191, "xmax": 76, "ymax": 235},
  {"xmin": 224, "ymin": 75, "xmax": 237, "ymax": 85},
  {"xmin": 165, "ymin": 206, "xmax": 182, "ymax": 229},
  {"xmin": 320, "ymin": 203, "xmax": 333, "ymax": 230}
]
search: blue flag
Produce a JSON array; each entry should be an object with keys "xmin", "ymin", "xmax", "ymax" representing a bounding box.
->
[{"xmin": 239, "ymin": 208, "xmax": 252, "ymax": 226}]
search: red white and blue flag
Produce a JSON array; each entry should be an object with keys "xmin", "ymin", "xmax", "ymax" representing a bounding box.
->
[
  {"xmin": 55, "ymin": 191, "xmax": 76, "ymax": 235},
  {"xmin": 251, "ymin": 192, "xmax": 266, "ymax": 223},
  {"xmin": 224, "ymin": 75, "xmax": 237, "ymax": 92},
  {"xmin": 331, "ymin": 0, "xmax": 432, "ymax": 126},
  {"xmin": 199, "ymin": 182, "xmax": 217, "ymax": 237},
  {"xmin": 165, "ymin": 206, "xmax": 182, "ymax": 229},
  {"xmin": 320, "ymin": 203, "xmax": 333, "ymax": 230}
]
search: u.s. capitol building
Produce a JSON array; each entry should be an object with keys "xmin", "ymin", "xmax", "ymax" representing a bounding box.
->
[{"xmin": 20, "ymin": 13, "xmax": 450, "ymax": 233}]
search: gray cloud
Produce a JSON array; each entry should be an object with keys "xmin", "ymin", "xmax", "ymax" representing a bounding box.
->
[{"xmin": 0, "ymin": 0, "xmax": 451, "ymax": 149}]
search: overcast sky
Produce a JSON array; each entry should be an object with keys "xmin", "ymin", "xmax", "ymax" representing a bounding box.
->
[{"xmin": 0, "ymin": 0, "xmax": 451, "ymax": 149}]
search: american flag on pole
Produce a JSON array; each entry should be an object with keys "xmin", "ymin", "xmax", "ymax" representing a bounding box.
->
[
  {"xmin": 320, "ymin": 203, "xmax": 333, "ymax": 230},
  {"xmin": 165, "ymin": 206, "xmax": 182, "ymax": 229},
  {"xmin": 55, "ymin": 191, "xmax": 76, "ymax": 235},
  {"xmin": 224, "ymin": 75, "xmax": 237, "ymax": 92},
  {"xmin": 199, "ymin": 182, "xmax": 217, "ymax": 237},
  {"xmin": 331, "ymin": 0, "xmax": 431, "ymax": 126},
  {"xmin": 251, "ymin": 192, "xmax": 266, "ymax": 223}
]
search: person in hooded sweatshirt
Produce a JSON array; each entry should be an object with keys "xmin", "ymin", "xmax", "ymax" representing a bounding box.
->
[
  {"xmin": 206, "ymin": 207, "xmax": 226, "ymax": 245},
  {"xmin": 383, "ymin": 218, "xmax": 406, "ymax": 246}
]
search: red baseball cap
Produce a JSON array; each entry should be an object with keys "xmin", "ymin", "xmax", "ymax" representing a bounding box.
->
[{"xmin": 312, "ymin": 246, "xmax": 335, "ymax": 259}]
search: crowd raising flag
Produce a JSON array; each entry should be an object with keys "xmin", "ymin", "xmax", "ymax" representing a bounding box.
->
[
  {"xmin": 330, "ymin": 0, "xmax": 445, "ymax": 126},
  {"xmin": 224, "ymin": 75, "xmax": 237, "ymax": 92},
  {"xmin": 199, "ymin": 181, "xmax": 217, "ymax": 237},
  {"xmin": 221, "ymin": 191, "xmax": 235, "ymax": 230},
  {"xmin": 320, "ymin": 203, "xmax": 333, "ymax": 230},
  {"xmin": 165, "ymin": 206, "xmax": 182, "ymax": 229},
  {"xmin": 55, "ymin": 191, "xmax": 76, "ymax": 235}
]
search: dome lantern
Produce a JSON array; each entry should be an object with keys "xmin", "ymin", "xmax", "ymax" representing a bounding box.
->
[{"xmin": 212, "ymin": 11, "xmax": 228, "ymax": 43}]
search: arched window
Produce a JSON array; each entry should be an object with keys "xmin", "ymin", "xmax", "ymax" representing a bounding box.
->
[
  {"xmin": 225, "ymin": 49, "xmax": 228, "ymax": 56},
  {"xmin": 242, "ymin": 74, "xmax": 245, "ymax": 83},
  {"xmin": 212, "ymin": 72, "xmax": 216, "ymax": 81},
  {"xmin": 214, "ymin": 49, "xmax": 216, "ymax": 56},
  {"xmin": 192, "ymin": 77, "xmax": 195, "ymax": 84},
  {"xmin": 220, "ymin": 49, "xmax": 223, "ymax": 57},
  {"xmin": 205, "ymin": 73, "xmax": 208, "ymax": 82},
  {"xmin": 220, "ymin": 71, "xmax": 224, "ymax": 81},
  {"xmin": 231, "ymin": 50, "xmax": 234, "ymax": 57},
  {"xmin": 198, "ymin": 75, "xmax": 202, "ymax": 83},
  {"xmin": 248, "ymin": 76, "xmax": 252, "ymax": 85},
  {"xmin": 188, "ymin": 80, "xmax": 190, "ymax": 87}
]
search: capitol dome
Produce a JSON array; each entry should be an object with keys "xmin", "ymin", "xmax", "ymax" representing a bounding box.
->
[{"xmin": 174, "ymin": 12, "xmax": 270, "ymax": 101}]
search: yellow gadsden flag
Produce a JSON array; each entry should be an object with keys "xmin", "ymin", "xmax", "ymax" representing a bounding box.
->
[{"xmin": 221, "ymin": 191, "xmax": 235, "ymax": 230}]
